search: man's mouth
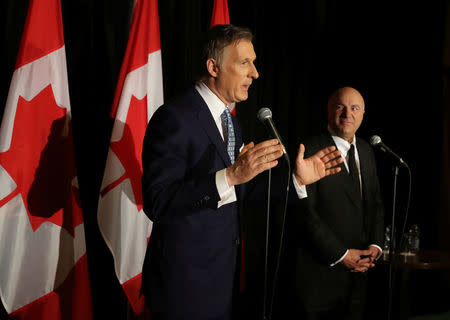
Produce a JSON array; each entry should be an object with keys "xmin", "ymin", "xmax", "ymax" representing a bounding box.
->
[{"xmin": 340, "ymin": 119, "xmax": 353, "ymax": 126}]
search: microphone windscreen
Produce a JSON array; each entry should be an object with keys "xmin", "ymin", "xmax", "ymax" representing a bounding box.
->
[
  {"xmin": 257, "ymin": 107, "xmax": 272, "ymax": 122},
  {"xmin": 370, "ymin": 135, "xmax": 382, "ymax": 146}
]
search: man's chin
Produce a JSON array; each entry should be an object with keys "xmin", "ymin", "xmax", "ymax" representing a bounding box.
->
[
  {"xmin": 334, "ymin": 130, "xmax": 353, "ymax": 140},
  {"xmin": 338, "ymin": 127, "xmax": 354, "ymax": 135},
  {"xmin": 237, "ymin": 93, "xmax": 249, "ymax": 102}
]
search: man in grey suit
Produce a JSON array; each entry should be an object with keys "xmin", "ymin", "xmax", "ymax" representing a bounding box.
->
[{"xmin": 290, "ymin": 87, "xmax": 384, "ymax": 320}]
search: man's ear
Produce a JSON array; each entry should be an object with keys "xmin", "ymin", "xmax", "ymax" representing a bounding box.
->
[{"xmin": 206, "ymin": 58, "xmax": 219, "ymax": 77}]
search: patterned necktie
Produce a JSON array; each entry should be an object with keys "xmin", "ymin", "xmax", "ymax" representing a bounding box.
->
[
  {"xmin": 221, "ymin": 107, "xmax": 235, "ymax": 163},
  {"xmin": 348, "ymin": 144, "xmax": 361, "ymax": 195}
]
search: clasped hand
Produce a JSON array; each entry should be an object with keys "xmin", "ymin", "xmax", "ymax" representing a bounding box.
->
[{"xmin": 342, "ymin": 247, "xmax": 380, "ymax": 272}]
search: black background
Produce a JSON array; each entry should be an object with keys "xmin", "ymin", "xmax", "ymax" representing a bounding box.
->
[{"xmin": 1, "ymin": 0, "xmax": 449, "ymax": 319}]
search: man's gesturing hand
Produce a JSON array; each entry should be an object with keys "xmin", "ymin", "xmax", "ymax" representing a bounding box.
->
[
  {"xmin": 294, "ymin": 144, "xmax": 343, "ymax": 186},
  {"xmin": 226, "ymin": 139, "xmax": 284, "ymax": 187}
]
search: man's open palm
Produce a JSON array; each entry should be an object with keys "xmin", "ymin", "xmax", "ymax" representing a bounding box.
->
[{"xmin": 294, "ymin": 144, "xmax": 343, "ymax": 186}]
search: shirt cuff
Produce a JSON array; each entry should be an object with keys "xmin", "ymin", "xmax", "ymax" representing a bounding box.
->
[
  {"xmin": 370, "ymin": 244, "xmax": 383, "ymax": 260},
  {"xmin": 330, "ymin": 249, "xmax": 348, "ymax": 267},
  {"xmin": 216, "ymin": 169, "xmax": 237, "ymax": 208},
  {"xmin": 292, "ymin": 174, "xmax": 308, "ymax": 199}
]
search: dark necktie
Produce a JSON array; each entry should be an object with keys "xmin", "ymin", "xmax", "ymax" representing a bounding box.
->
[
  {"xmin": 348, "ymin": 144, "xmax": 361, "ymax": 195},
  {"xmin": 221, "ymin": 108, "xmax": 235, "ymax": 164}
]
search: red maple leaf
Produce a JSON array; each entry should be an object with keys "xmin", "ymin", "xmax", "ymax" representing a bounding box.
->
[
  {"xmin": 0, "ymin": 84, "xmax": 82, "ymax": 237},
  {"xmin": 107, "ymin": 95, "xmax": 148, "ymax": 212}
]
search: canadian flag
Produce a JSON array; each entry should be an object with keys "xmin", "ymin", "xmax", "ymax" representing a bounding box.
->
[
  {"xmin": 210, "ymin": 0, "xmax": 230, "ymax": 27},
  {"xmin": 0, "ymin": 0, "xmax": 93, "ymax": 319},
  {"xmin": 97, "ymin": 0, "xmax": 163, "ymax": 315}
]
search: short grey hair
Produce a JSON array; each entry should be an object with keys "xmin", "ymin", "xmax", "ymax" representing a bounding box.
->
[{"xmin": 199, "ymin": 24, "xmax": 254, "ymax": 77}]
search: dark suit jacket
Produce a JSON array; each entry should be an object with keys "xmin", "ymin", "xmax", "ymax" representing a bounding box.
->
[
  {"xmin": 141, "ymin": 88, "xmax": 245, "ymax": 319},
  {"xmin": 290, "ymin": 134, "xmax": 384, "ymax": 310}
]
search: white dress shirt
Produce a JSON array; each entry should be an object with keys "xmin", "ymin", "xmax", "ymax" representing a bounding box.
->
[{"xmin": 195, "ymin": 81, "xmax": 238, "ymax": 208}]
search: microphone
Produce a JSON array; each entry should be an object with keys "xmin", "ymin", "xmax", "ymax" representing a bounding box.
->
[
  {"xmin": 370, "ymin": 135, "xmax": 408, "ymax": 168},
  {"xmin": 257, "ymin": 107, "xmax": 289, "ymax": 161}
]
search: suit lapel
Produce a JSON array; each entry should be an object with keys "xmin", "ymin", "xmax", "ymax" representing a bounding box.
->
[{"xmin": 193, "ymin": 90, "xmax": 232, "ymax": 167}]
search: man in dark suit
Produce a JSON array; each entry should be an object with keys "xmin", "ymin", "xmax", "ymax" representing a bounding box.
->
[
  {"xmin": 141, "ymin": 25, "xmax": 343, "ymax": 320},
  {"xmin": 290, "ymin": 87, "xmax": 384, "ymax": 320}
]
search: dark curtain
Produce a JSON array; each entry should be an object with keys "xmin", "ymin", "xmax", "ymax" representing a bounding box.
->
[
  {"xmin": 0, "ymin": 0, "xmax": 449, "ymax": 319},
  {"xmin": 441, "ymin": 0, "xmax": 450, "ymax": 255}
]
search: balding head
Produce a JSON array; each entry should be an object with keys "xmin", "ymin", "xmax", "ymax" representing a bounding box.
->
[{"xmin": 327, "ymin": 87, "xmax": 365, "ymax": 143}]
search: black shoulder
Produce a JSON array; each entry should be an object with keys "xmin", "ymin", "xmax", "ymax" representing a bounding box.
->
[
  {"xmin": 356, "ymin": 137, "xmax": 372, "ymax": 153},
  {"xmin": 149, "ymin": 87, "xmax": 200, "ymax": 124}
]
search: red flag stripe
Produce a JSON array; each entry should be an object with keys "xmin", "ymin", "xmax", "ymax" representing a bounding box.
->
[
  {"xmin": 121, "ymin": 274, "xmax": 146, "ymax": 315},
  {"xmin": 15, "ymin": 0, "xmax": 64, "ymax": 69},
  {"xmin": 210, "ymin": 0, "xmax": 230, "ymax": 27},
  {"xmin": 110, "ymin": 0, "xmax": 161, "ymax": 118},
  {"xmin": 0, "ymin": 0, "xmax": 93, "ymax": 317},
  {"xmin": 97, "ymin": 0, "xmax": 162, "ymax": 316}
]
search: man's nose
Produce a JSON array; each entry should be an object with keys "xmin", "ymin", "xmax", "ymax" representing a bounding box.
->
[
  {"xmin": 341, "ymin": 106, "xmax": 351, "ymax": 117},
  {"xmin": 250, "ymin": 63, "xmax": 259, "ymax": 79}
]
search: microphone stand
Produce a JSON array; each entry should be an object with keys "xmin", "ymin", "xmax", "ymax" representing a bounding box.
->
[
  {"xmin": 387, "ymin": 165, "xmax": 399, "ymax": 320},
  {"xmin": 263, "ymin": 156, "xmax": 291, "ymax": 320},
  {"xmin": 262, "ymin": 168, "xmax": 272, "ymax": 320}
]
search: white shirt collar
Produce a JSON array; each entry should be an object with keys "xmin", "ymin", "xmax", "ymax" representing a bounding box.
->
[
  {"xmin": 328, "ymin": 125, "xmax": 357, "ymax": 158},
  {"xmin": 195, "ymin": 81, "xmax": 229, "ymax": 121},
  {"xmin": 328, "ymin": 128, "xmax": 362, "ymax": 197},
  {"xmin": 195, "ymin": 81, "xmax": 234, "ymax": 141}
]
